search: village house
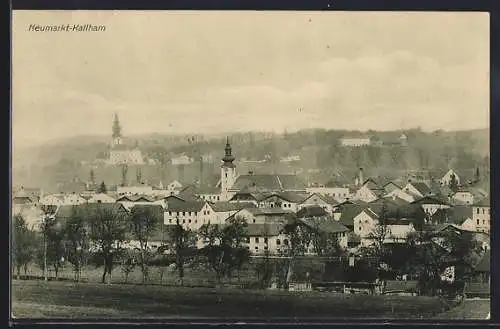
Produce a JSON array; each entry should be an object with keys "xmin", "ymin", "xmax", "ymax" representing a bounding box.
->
[
  {"xmin": 163, "ymin": 199, "xmax": 210, "ymax": 230},
  {"xmin": 339, "ymin": 137, "xmax": 371, "ymax": 147},
  {"xmin": 353, "ymin": 178, "xmax": 386, "ymax": 203},
  {"xmin": 230, "ymin": 207, "xmax": 293, "ymax": 225},
  {"xmin": 402, "ymin": 181, "xmax": 433, "ymax": 199},
  {"xmin": 242, "ymin": 223, "xmax": 288, "ymax": 254},
  {"xmin": 472, "ymin": 197, "xmax": 490, "ymax": 233},
  {"xmin": 208, "ymin": 201, "xmax": 257, "ymax": 225},
  {"xmin": 257, "ymin": 191, "xmax": 310, "ymax": 212},
  {"xmin": 297, "ymin": 193, "xmax": 338, "ymax": 213},
  {"xmin": 411, "ymin": 195, "xmax": 451, "ymax": 217},
  {"xmin": 297, "ymin": 217, "xmax": 350, "ymax": 250},
  {"xmin": 305, "ymin": 185, "xmax": 350, "ymax": 202},
  {"xmin": 440, "ymin": 169, "xmax": 461, "ymax": 187}
]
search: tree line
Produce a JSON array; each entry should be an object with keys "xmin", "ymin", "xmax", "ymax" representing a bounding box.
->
[{"xmin": 12, "ymin": 204, "xmax": 484, "ymax": 294}]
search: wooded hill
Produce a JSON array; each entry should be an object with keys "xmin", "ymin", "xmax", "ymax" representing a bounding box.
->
[{"xmin": 13, "ymin": 128, "xmax": 489, "ymax": 193}]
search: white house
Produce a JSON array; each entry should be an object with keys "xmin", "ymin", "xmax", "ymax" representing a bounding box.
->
[
  {"xmin": 167, "ymin": 180, "xmax": 183, "ymax": 192},
  {"xmin": 402, "ymin": 182, "xmax": 432, "ymax": 199},
  {"xmin": 384, "ymin": 188, "xmax": 415, "ymax": 203},
  {"xmin": 164, "ymin": 200, "xmax": 211, "ymax": 231},
  {"xmin": 297, "ymin": 193, "xmax": 337, "ymax": 213},
  {"xmin": 440, "ymin": 169, "xmax": 461, "ymax": 186},
  {"xmin": 40, "ymin": 194, "xmax": 66, "ymax": 207},
  {"xmin": 353, "ymin": 179, "xmax": 385, "ymax": 203},
  {"xmin": 411, "ymin": 195, "xmax": 450, "ymax": 217},
  {"xmin": 472, "ymin": 197, "xmax": 490, "ymax": 233},
  {"xmin": 339, "ymin": 138, "xmax": 371, "ymax": 147},
  {"xmin": 171, "ymin": 154, "xmax": 194, "ymax": 166},
  {"xmin": 305, "ymin": 186, "xmax": 350, "ymax": 202}
]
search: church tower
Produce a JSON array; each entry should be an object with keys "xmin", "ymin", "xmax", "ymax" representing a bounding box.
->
[
  {"xmin": 112, "ymin": 113, "xmax": 122, "ymax": 147},
  {"xmin": 220, "ymin": 137, "xmax": 237, "ymax": 199}
]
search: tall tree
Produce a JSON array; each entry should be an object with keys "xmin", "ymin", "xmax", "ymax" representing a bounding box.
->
[
  {"xmin": 121, "ymin": 164, "xmax": 128, "ymax": 187},
  {"xmin": 449, "ymin": 173, "xmax": 459, "ymax": 192},
  {"xmin": 12, "ymin": 215, "xmax": 36, "ymax": 279},
  {"xmin": 98, "ymin": 181, "xmax": 107, "ymax": 194},
  {"xmin": 65, "ymin": 206, "xmax": 90, "ymax": 282},
  {"xmin": 87, "ymin": 204, "xmax": 129, "ymax": 284},
  {"xmin": 38, "ymin": 216, "xmax": 66, "ymax": 279},
  {"xmin": 166, "ymin": 216, "xmax": 195, "ymax": 286},
  {"xmin": 89, "ymin": 168, "xmax": 95, "ymax": 183},
  {"xmin": 130, "ymin": 205, "xmax": 161, "ymax": 283},
  {"xmin": 198, "ymin": 216, "xmax": 249, "ymax": 284}
]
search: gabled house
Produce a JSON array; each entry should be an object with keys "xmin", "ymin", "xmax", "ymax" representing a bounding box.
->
[
  {"xmin": 164, "ymin": 199, "xmax": 208, "ymax": 230},
  {"xmin": 402, "ymin": 181, "xmax": 432, "ymax": 199},
  {"xmin": 230, "ymin": 207, "xmax": 293, "ymax": 225},
  {"xmin": 383, "ymin": 181, "xmax": 402, "ymax": 194},
  {"xmin": 411, "ymin": 195, "xmax": 451, "ymax": 217},
  {"xmin": 298, "ymin": 193, "xmax": 337, "ymax": 213},
  {"xmin": 440, "ymin": 169, "xmax": 461, "ymax": 187},
  {"xmin": 258, "ymin": 191, "xmax": 310, "ymax": 212},
  {"xmin": 353, "ymin": 179, "xmax": 385, "ymax": 203},
  {"xmin": 208, "ymin": 201, "xmax": 257, "ymax": 225},
  {"xmin": 384, "ymin": 188, "xmax": 416, "ymax": 203}
]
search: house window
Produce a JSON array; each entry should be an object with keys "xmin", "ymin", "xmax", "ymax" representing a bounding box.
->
[
  {"xmin": 477, "ymin": 208, "xmax": 480, "ymax": 214},
  {"xmin": 264, "ymin": 238, "xmax": 268, "ymax": 243},
  {"xmin": 482, "ymin": 209, "xmax": 485, "ymax": 214},
  {"xmin": 255, "ymin": 237, "xmax": 259, "ymax": 243},
  {"xmin": 246, "ymin": 246, "xmax": 250, "ymax": 249},
  {"xmin": 176, "ymin": 212, "xmax": 179, "ymax": 216},
  {"xmin": 169, "ymin": 219, "xmax": 172, "ymax": 223},
  {"xmin": 276, "ymin": 239, "xmax": 281, "ymax": 245},
  {"xmin": 255, "ymin": 246, "xmax": 259, "ymax": 250},
  {"xmin": 217, "ymin": 196, "xmax": 220, "ymax": 201},
  {"xmin": 169, "ymin": 211, "xmax": 172, "ymax": 216},
  {"xmin": 183, "ymin": 219, "xmax": 186, "ymax": 223},
  {"xmin": 246, "ymin": 237, "xmax": 250, "ymax": 243},
  {"xmin": 483, "ymin": 220, "xmax": 485, "ymax": 225},
  {"xmin": 189, "ymin": 212, "xmax": 192, "ymax": 216},
  {"xmin": 264, "ymin": 246, "xmax": 268, "ymax": 250},
  {"xmin": 182, "ymin": 212, "xmax": 186, "ymax": 216},
  {"xmin": 477, "ymin": 219, "xmax": 480, "ymax": 225},
  {"xmin": 253, "ymin": 219, "xmax": 256, "ymax": 223},
  {"xmin": 189, "ymin": 219, "xmax": 192, "ymax": 223},
  {"xmin": 284, "ymin": 239, "xmax": 289, "ymax": 246},
  {"xmin": 195, "ymin": 220, "xmax": 197, "ymax": 224},
  {"xmin": 359, "ymin": 227, "xmax": 362, "ymax": 231}
]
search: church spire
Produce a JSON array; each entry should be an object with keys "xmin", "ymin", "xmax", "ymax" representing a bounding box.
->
[
  {"xmin": 222, "ymin": 137, "xmax": 235, "ymax": 166},
  {"xmin": 112, "ymin": 113, "xmax": 122, "ymax": 139}
]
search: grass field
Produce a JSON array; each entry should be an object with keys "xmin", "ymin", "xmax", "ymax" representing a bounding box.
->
[{"xmin": 11, "ymin": 279, "xmax": 477, "ymax": 320}]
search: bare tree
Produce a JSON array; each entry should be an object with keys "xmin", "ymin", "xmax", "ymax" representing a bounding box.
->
[
  {"xmin": 166, "ymin": 216, "xmax": 195, "ymax": 286},
  {"xmin": 12, "ymin": 214, "xmax": 36, "ymax": 279},
  {"xmin": 130, "ymin": 205, "xmax": 161, "ymax": 284},
  {"xmin": 198, "ymin": 216, "xmax": 249, "ymax": 285},
  {"xmin": 65, "ymin": 206, "xmax": 90, "ymax": 282},
  {"xmin": 87, "ymin": 205, "xmax": 129, "ymax": 284}
]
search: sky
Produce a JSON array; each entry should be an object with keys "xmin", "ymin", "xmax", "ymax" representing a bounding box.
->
[{"xmin": 12, "ymin": 11, "xmax": 489, "ymax": 147}]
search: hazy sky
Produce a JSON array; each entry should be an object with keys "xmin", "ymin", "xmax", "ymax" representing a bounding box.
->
[{"xmin": 12, "ymin": 11, "xmax": 489, "ymax": 147}]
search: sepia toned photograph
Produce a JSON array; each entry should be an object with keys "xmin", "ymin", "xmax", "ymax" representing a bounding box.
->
[{"xmin": 11, "ymin": 10, "xmax": 490, "ymax": 320}]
